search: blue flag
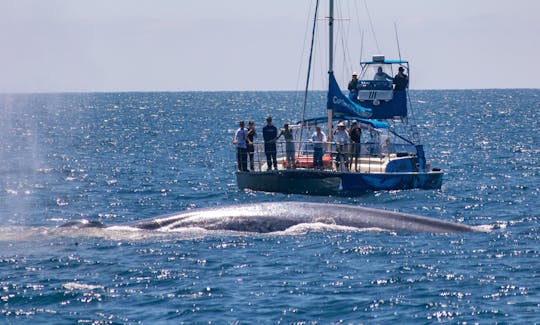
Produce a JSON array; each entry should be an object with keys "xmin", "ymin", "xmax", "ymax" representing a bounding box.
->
[{"xmin": 326, "ymin": 72, "xmax": 372, "ymax": 118}]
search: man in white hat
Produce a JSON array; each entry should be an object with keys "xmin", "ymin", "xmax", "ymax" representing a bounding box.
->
[{"xmin": 333, "ymin": 121, "xmax": 350, "ymax": 171}]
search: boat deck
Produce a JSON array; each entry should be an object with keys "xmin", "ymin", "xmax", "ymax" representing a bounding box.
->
[{"xmin": 239, "ymin": 141, "xmax": 421, "ymax": 174}]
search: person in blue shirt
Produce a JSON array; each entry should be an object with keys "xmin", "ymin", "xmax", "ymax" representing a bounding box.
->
[{"xmin": 233, "ymin": 120, "xmax": 249, "ymax": 171}]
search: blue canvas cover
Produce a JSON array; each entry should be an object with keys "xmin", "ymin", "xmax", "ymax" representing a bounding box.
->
[
  {"xmin": 355, "ymin": 90, "xmax": 408, "ymax": 119},
  {"xmin": 327, "ymin": 72, "xmax": 372, "ymax": 118}
]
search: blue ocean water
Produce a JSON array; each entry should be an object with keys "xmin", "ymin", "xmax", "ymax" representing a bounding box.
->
[{"xmin": 0, "ymin": 90, "xmax": 538, "ymax": 323}]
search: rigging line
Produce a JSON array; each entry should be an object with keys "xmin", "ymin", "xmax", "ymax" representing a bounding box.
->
[
  {"xmin": 393, "ymin": 22, "xmax": 419, "ymax": 143},
  {"xmin": 299, "ymin": 0, "xmax": 320, "ymax": 146},
  {"xmin": 352, "ymin": 0, "xmax": 364, "ymax": 63},
  {"xmin": 360, "ymin": 30, "xmax": 365, "ymax": 69},
  {"xmin": 295, "ymin": 1, "xmax": 317, "ymax": 103},
  {"xmin": 335, "ymin": 4, "xmax": 347, "ymax": 77},
  {"xmin": 406, "ymin": 89, "xmax": 422, "ymax": 143},
  {"xmin": 333, "ymin": 3, "xmax": 353, "ymax": 85},
  {"xmin": 336, "ymin": 3, "xmax": 350, "ymax": 80},
  {"xmin": 341, "ymin": 37, "xmax": 350, "ymax": 79},
  {"xmin": 394, "ymin": 22, "xmax": 402, "ymax": 63},
  {"xmin": 336, "ymin": 19, "xmax": 350, "ymax": 79},
  {"xmin": 389, "ymin": 129, "xmax": 415, "ymax": 146},
  {"xmin": 363, "ymin": 0, "xmax": 380, "ymax": 54}
]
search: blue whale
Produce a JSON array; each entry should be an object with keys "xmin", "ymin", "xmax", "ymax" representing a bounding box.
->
[{"xmin": 61, "ymin": 202, "xmax": 479, "ymax": 234}]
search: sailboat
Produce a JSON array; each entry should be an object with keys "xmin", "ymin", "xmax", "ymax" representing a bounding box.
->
[{"xmin": 235, "ymin": 0, "xmax": 443, "ymax": 195}]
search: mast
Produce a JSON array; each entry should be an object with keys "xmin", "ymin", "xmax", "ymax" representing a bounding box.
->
[
  {"xmin": 327, "ymin": 0, "xmax": 334, "ymax": 143},
  {"xmin": 328, "ymin": 0, "xmax": 334, "ymax": 73}
]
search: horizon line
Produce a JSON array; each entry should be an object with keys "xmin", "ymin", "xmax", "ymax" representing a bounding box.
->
[{"xmin": 1, "ymin": 87, "xmax": 538, "ymax": 96}]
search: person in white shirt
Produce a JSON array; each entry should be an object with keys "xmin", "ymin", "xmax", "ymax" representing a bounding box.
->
[
  {"xmin": 374, "ymin": 66, "xmax": 393, "ymax": 81},
  {"xmin": 311, "ymin": 126, "xmax": 327, "ymax": 169},
  {"xmin": 333, "ymin": 121, "xmax": 350, "ymax": 171},
  {"xmin": 233, "ymin": 120, "xmax": 249, "ymax": 171}
]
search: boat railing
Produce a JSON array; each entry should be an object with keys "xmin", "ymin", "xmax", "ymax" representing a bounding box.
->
[{"xmin": 236, "ymin": 140, "xmax": 417, "ymax": 173}]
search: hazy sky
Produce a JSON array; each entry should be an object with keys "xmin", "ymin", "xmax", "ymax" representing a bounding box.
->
[{"xmin": 1, "ymin": 0, "xmax": 539, "ymax": 93}]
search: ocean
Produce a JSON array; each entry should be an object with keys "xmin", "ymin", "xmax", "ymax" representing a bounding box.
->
[{"xmin": 0, "ymin": 89, "xmax": 538, "ymax": 323}]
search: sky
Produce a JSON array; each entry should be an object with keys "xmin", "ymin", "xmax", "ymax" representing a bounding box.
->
[{"xmin": 0, "ymin": 0, "xmax": 539, "ymax": 93}]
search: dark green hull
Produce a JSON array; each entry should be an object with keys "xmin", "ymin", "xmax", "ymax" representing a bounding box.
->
[{"xmin": 236, "ymin": 169, "xmax": 443, "ymax": 195}]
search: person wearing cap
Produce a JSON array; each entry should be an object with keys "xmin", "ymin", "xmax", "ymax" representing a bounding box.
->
[
  {"xmin": 233, "ymin": 120, "xmax": 249, "ymax": 172},
  {"xmin": 393, "ymin": 66, "xmax": 408, "ymax": 90},
  {"xmin": 348, "ymin": 72, "xmax": 359, "ymax": 99},
  {"xmin": 262, "ymin": 116, "xmax": 278, "ymax": 171},
  {"xmin": 276, "ymin": 122, "xmax": 295, "ymax": 169},
  {"xmin": 349, "ymin": 120, "xmax": 362, "ymax": 171},
  {"xmin": 333, "ymin": 121, "xmax": 350, "ymax": 171},
  {"xmin": 310, "ymin": 125, "xmax": 327, "ymax": 170}
]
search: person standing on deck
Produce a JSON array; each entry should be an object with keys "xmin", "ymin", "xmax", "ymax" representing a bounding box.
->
[
  {"xmin": 347, "ymin": 72, "xmax": 359, "ymax": 100},
  {"xmin": 262, "ymin": 116, "xmax": 278, "ymax": 171},
  {"xmin": 276, "ymin": 122, "xmax": 295, "ymax": 169},
  {"xmin": 233, "ymin": 120, "xmax": 249, "ymax": 172},
  {"xmin": 247, "ymin": 120, "xmax": 257, "ymax": 171},
  {"xmin": 374, "ymin": 66, "xmax": 393, "ymax": 82},
  {"xmin": 393, "ymin": 67, "xmax": 409, "ymax": 90},
  {"xmin": 311, "ymin": 125, "xmax": 326, "ymax": 170},
  {"xmin": 333, "ymin": 121, "xmax": 350, "ymax": 171},
  {"xmin": 349, "ymin": 120, "xmax": 362, "ymax": 171}
]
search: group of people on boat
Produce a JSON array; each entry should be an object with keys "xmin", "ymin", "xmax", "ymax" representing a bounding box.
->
[
  {"xmin": 331, "ymin": 120, "xmax": 363, "ymax": 171},
  {"xmin": 233, "ymin": 115, "xmax": 369, "ymax": 173},
  {"xmin": 232, "ymin": 120, "xmax": 257, "ymax": 172},
  {"xmin": 348, "ymin": 66, "xmax": 408, "ymax": 99},
  {"xmin": 306, "ymin": 119, "xmax": 364, "ymax": 172},
  {"xmin": 233, "ymin": 116, "xmax": 296, "ymax": 172}
]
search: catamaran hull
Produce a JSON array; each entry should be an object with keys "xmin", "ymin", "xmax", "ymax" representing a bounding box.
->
[{"xmin": 236, "ymin": 170, "xmax": 443, "ymax": 195}]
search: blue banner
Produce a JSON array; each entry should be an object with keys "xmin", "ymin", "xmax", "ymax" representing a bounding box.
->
[{"xmin": 326, "ymin": 72, "xmax": 372, "ymax": 118}]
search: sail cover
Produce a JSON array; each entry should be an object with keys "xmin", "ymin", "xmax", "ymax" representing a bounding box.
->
[{"xmin": 327, "ymin": 72, "xmax": 372, "ymax": 118}]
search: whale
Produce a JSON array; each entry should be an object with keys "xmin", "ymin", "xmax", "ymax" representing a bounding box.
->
[{"xmin": 60, "ymin": 201, "xmax": 479, "ymax": 234}]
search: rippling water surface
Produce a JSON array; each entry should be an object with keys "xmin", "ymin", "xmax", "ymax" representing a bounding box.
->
[{"xmin": 0, "ymin": 90, "xmax": 538, "ymax": 323}]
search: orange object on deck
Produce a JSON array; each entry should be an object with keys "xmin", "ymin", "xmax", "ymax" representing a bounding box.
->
[{"xmin": 282, "ymin": 154, "xmax": 332, "ymax": 169}]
